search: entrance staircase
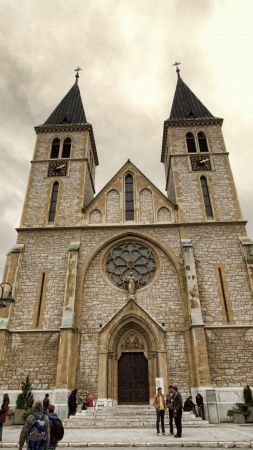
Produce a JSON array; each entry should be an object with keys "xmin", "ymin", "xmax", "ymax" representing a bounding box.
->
[{"xmin": 65, "ymin": 405, "xmax": 209, "ymax": 428}]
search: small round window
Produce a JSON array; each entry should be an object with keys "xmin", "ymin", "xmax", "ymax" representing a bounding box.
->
[{"xmin": 106, "ymin": 241, "xmax": 157, "ymax": 290}]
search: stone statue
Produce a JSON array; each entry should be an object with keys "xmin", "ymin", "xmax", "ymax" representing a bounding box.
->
[{"xmin": 127, "ymin": 272, "xmax": 136, "ymax": 300}]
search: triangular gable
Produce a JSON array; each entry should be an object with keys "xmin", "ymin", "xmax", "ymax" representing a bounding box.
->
[{"xmin": 84, "ymin": 160, "xmax": 176, "ymax": 225}]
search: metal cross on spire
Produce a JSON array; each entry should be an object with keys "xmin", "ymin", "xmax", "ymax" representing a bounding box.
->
[
  {"xmin": 172, "ymin": 61, "xmax": 181, "ymax": 76},
  {"xmin": 74, "ymin": 67, "xmax": 82, "ymax": 83}
]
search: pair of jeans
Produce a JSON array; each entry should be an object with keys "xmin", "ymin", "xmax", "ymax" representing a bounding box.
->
[
  {"xmin": 174, "ymin": 408, "xmax": 182, "ymax": 437},
  {"xmin": 156, "ymin": 409, "xmax": 165, "ymax": 434},
  {"xmin": 168, "ymin": 408, "xmax": 174, "ymax": 434},
  {"xmin": 0, "ymin": 423, "xmax": 3, "ymax": 441}
]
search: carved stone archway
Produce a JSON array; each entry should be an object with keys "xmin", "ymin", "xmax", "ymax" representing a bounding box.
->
[{"xmin": 98, "ymin": 299, "xmax": 167, "ymax": 405}]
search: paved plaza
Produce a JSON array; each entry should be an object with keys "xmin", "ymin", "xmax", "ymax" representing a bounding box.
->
[{"xmin": 1, "ymin": 424, "xmax": 253, "ymax": 448}]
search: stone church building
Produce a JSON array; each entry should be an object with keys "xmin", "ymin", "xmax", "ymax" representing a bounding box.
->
[{"xmin": 0, "ymin": 69, "xmax": 253, "ymax": 422}]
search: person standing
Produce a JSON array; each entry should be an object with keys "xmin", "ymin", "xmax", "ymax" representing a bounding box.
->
[
  {"xmin": 0, "ymin": 393, "xmax": 10, "ymax": 442},
  {"xmin": 68, "ymin": 389, "xmax": 78, "ymax": 418},
  {"xmin": 154, "ymin": 387, "xmax": 166, "ymax": 436},
  {"xmin": 19, "ymin": 400, "xmax": 50, "ymax": 450},
  {"xmin": 196, "ymin": 393, "xmax": 205, "ymax": 419},
  {"xmin": 173, "ymin": 386, "xmax": 183, "ymax": 438},
  {"xmin": 47, "ymin": 404, "xmax": 64, "ymax": 450},
  {"xmin": 165, "ymin": 385, "xmax": 175, "ymax": 435},
  {"xmin": 43, "ymin": 394, "xmax": 50, "ymax": 413}
]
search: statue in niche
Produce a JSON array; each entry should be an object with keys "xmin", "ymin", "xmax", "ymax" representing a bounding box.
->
[
  {"xmin": 189, "ymin": 284, "xmax": 200, "ymax": 308},
  {"xmin": 127, "ymin": 272, "xmax": 136, "ymax": 300}
]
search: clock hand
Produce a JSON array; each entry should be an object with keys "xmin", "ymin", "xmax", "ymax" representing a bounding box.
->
[
  {"xmin": 199, "ymin": 158, "xmax": 209, "ymax": 165},
  {"xmin": 55, "ymin": 164, "xmax": 65, "ymax": 170}
]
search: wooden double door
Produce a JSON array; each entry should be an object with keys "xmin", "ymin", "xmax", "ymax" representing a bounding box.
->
[{"xmin": 118, "ymin": 352, "xmax": 149, "ymax": 404}]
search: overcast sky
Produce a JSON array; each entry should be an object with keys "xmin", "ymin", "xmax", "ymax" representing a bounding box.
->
[{"xmin": 0, "ymin": 0, "xmax": 253, "ymax": 278}]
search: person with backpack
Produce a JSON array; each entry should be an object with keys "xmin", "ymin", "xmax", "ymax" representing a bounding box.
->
[
  {"xmin": 47, "ymin": 404, "xmax": 64, "ymax": 450},
  {"xmin": 19, "ymin": 401, "xmax": 50, "ymax": 450}
]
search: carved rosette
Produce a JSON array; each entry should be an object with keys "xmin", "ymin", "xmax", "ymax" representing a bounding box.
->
[{"xmin": 106, "ymin": 241, "xmax": 156, "ymax": 290}]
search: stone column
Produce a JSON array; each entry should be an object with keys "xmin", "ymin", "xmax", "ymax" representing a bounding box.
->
[
  {"xmin": 181, "ymin": 239, "xmax": 211, "ymax": 386},
  {"xmin": 56, "ymin": 242, "xmax": 80, "ymax": 393},
  {"xmin": 0, "ymin": 244, "xmax": 24, "ymax": 374}
]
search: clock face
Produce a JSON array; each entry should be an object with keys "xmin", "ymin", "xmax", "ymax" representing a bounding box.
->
[
  {"xmin": 190, "ymin": 155, "xmax": 211, "ymax": 171},
  {"xmin": 48, "ymin": 161, "xmax": 68, "ymax": 177}
]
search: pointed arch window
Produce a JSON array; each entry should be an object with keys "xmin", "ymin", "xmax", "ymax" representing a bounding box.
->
[
  {"xmin": 62, "ymin": 138, "xmax": 71, "ymax": 158},
  {"xmin": 50, "ymin": 138, "xmax": 60, "ymax": 159},
  {"xmin": 48, "ymin": 182, "xmax": 59, "ymax": 222},
  {"xmin": 125, "ymin": 173, "xmax": 134, "ymax": 220},
  {"xmin": 186, "ymin": 132, "xmax": 197, "ymax": 153},
  {"xmin": 198, "ymin": 132, "xmax": 209, "ymax": 152},
  {"xmin": 201, "ymin": 176, "xmax": 213, "ymax": 217}
]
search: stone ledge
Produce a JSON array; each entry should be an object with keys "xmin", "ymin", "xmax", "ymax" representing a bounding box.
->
[{"xmin": 1, "ymin": 442, "xmax": 253, "ymax": 448}]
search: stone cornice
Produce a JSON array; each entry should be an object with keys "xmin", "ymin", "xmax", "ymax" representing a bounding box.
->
[
  {"xmin": 16, "ymin": 220, "xmax": 247, "ymax": 232},
  {"xmin": 205, "ymin": 324, "xmax": 253, "ymax": 329}
]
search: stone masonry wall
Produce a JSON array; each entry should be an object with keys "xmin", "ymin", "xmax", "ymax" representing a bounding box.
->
[
  {"xmin": 166, "ymin": 125, "xmax": 242, "ymax": 222},
  {"xmin": 77, "ymin": 240, "xmax": 190, "ymax": 397},
  {"xmin": 206, "ymin": 327, "xmax": 253, "ymax": 386},
  {"xmin": 10, "ymin": 229, "xmax": 78, "ymax": 330},
  {"xmin": 1, "ymin": 331, "xmax": 59, "ymax": 389},
  {"xmin": 139, "ymin": 188, "xmax": 154, "ymax": 223},
  {"xmin": 21, "ymin": 131, "xmax": 90, "ymax": 228},
  {"xmin": 187, "ymin": 224, "xmax": 253, "ymax": 326},
  {"xmin": 106, "ymin": 190, "xmax": 121, "ymax": 223}
]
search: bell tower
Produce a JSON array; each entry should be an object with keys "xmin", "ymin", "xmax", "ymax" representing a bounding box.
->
[
  {"xmin": 20, "ymin": 71, "xmax": 98, "ymax": 228},
  {"xmin": 161, "ymin": 67, "xmax": 242, "ymax": 223}
]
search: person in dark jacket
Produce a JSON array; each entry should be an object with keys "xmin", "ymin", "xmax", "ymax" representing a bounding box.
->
[
  {"xmin": 0, "ymin": 393, "xmax": 10, "ymax": 441},
  {"xmin": 165, "ymin": 385, "xmax": 175, "ymax": 435},
  {"xmin": 196, "ymin": 393, "xmax": 205, "ymax": 419},
  {"xmin": 183, "ymin": 396, "xmax": 197, "ymax": 416},
  {"xmin": 68, "ymin": 389, "xmax": 78, "ymax": 418},
  {"xmin": 48, "ymin": 404, "xmax": 64, "ymax": 450},
  {"xmin": 173, "ymin": 386, "xmax": 183, "ymax": 438},
  {"xmin": 43, "ymin": 394, "xmax": 50, "ymax": 413}
]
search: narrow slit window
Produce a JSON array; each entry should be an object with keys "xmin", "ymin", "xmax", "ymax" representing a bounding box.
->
[
  {"xmin": 198, "ymin": 132, "xmax": 209, "ymax": 152},
  {"xmin": 62, "ymin": 138, "xmax": 71, "ymax": 158},
  {"xmin": 48, "ymin": 182, "xmax": 59, "ymax": 222},
  {"xmin": 186, "ymin": 132, "xmax": 197, "ymax": 153},
  {"xmin": 200, "ymin": 176, "xmax": 213, "ymax": 217},
  {"xmin": 36, "ymin": 272, "xmax": 45, "ymax": 327},
  {"xmin": 125, "ymin": 174, "xmax": 134, "ymax": 220},
  {"xmin": 50, "ymin": 138, "xmax": 60, "ymax": 158},
  {"xmin": 218, "ymin": 268, "xmax": 230, "ymax": 323}
]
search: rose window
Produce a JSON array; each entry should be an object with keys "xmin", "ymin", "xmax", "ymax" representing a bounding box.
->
[{"xmin": 106, "ymin": 241, "xmax": 157, "ymax": 289}]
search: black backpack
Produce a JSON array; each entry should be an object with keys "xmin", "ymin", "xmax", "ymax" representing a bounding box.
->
[{"xmin": 50, "ymin": 417, "xmax": 64, "ymax": 442}]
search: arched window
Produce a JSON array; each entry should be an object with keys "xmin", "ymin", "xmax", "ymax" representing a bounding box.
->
[
  {"xmin": 62, "ymin": 138, "xmax": 71, "ymax": 158},
  {"xmin": 125, "ymin": 173, "xmax": 134, "ymax": 220},
  {"xmin": 198, "ymin": 132, "xmax": 209, "ymax": 152},
  {"xmin": 200, "ymin": 176, "xmax": 213, "ymax": 217},
  {"xmin": 50, "ymin": 138, "xmax": 60, "ymax": 159},
  {"xmin": 186, "ymin": 132, "xmax": 196, "ymax": 153},
  {"xmin": 48, "ymin": 182, "xmax": 59, "ymax": 222}
]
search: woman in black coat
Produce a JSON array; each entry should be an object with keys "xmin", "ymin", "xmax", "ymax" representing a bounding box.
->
[{"xmin": 68, "ymin": 389, "xmax": 78, "ymax": 418}]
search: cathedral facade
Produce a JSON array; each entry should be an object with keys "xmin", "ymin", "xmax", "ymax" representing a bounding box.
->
[{"xmin": 0, "ymin": 70, "xmax": 253, "ymax": 422}]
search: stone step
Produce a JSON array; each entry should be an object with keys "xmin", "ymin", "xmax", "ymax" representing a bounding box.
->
[{"xmin": 64, "ymin": 405, "xmax": 208, "ymax": 429}]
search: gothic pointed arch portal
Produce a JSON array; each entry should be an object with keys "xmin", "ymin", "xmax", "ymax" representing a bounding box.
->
[{"xmin": 97, "ymin": 299, "xmax": 167, "ymax": 405}]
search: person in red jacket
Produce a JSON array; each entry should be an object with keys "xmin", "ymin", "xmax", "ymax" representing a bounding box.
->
[{"xmin": 85, "ymin": 393, "xmax": 94, "ymax": 408}]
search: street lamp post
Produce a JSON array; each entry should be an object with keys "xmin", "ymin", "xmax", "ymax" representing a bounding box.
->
[{"xmin": 0, "ymin": 283, "xmax": 15, "ymax": 308}]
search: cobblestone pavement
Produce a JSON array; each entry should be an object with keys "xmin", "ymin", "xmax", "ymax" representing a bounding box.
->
[{"xmin": 1, "ymin": 424, "xmax": 253, "ymax": 448}]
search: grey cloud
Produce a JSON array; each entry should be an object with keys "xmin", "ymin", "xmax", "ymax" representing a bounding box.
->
[{"xmin": 0, "ymin": 0, "xmax": 253, "ymax": 277}]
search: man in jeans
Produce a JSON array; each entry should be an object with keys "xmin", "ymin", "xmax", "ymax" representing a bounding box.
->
[
  {"xmin": 154, "ymin": 387, "xmax": 165, "ymax": 436},
  {"xmin": 173, "ymin": 386, "xmax": 183, "ymax": 438},
  {"xmin": 166, "ymin": 385, "xmax": 175, "ymax": 435}
]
